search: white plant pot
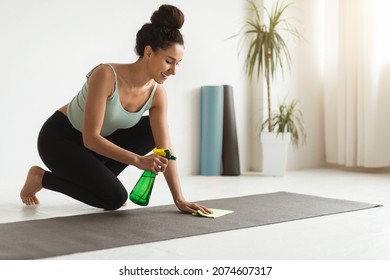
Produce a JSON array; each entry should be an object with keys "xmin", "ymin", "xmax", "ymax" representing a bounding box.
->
[{"xmin": 261, "ymin": 132, "xmax": 291, "ymax": 177}]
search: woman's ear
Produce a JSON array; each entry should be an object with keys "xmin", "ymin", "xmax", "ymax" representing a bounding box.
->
[{"xmin": 144, "ymin": 45, "xmax": 153, "ymax": 58}]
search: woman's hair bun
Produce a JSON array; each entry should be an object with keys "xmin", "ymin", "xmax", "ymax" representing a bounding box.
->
[
  {"xmin": 135, "ymin": 5, "xmax": 184, "ymax": 56},
  {"xmin": 150, "ymin": 4, "xmax": 184, "ymax": 29}
]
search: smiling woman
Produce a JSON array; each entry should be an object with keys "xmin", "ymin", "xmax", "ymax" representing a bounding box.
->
[{"xmin": 20, "ymin": 4, "xmax": 211, "ymax": 215}]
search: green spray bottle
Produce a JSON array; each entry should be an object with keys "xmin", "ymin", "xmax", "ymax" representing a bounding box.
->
[{"xmin": 129, "ymin": 148, "xmax": 176, "ymax": 206}]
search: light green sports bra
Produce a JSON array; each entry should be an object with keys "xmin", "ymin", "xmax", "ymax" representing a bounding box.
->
[{"xmin": 67, "ymin": 64, "xmax": 158, "ymax": 136}]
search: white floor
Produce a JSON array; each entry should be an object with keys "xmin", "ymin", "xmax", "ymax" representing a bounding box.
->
[{"xmin": 1, "ymin": 168, "xmax": 390, "ymax": 260}]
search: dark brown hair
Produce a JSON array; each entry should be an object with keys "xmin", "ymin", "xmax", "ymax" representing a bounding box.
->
[{"xmin": 135, "ymin": 5, "xmax": 184, "ymax": 57}]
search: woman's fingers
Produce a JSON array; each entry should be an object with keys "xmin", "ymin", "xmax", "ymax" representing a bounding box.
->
[
  {"xmin": 192, "ymin": 203, "xmax": 213, "ymax": 215},
  {"xmin": 177, "ymin": 200, "xmax": 213, "ymax": 215},
  {"xmin": 151, "ymin": 155, "xmax": 169, "ymax": 174},
  {"xmin": 158, "ymin": 156, "xmax": 168, "ymax": 171}
]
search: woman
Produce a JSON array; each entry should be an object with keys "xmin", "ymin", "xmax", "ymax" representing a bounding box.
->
[{"xmin": 20, "ymin": 4, "xmax": 211, "ymax": 214}]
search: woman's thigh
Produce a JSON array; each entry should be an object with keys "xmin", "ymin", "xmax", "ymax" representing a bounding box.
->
[{"xmin": 37, "ymin": 111, "xmax": 127, "ymax": 209}]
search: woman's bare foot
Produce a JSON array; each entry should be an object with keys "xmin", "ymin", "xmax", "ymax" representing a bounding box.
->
[{"xmin": 20, "ymin": 166, "xmax": 45, "ymax": 205}]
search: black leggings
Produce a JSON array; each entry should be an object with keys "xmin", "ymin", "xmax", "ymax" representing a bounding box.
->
[{"xmin": 37, "ymin": 111, "xmax": 155, "ymax": 210}]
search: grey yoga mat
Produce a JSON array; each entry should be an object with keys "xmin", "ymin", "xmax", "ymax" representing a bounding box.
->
[{"xmin": 0, "ymin": 192, "xmax": 381, "ymax": 259}]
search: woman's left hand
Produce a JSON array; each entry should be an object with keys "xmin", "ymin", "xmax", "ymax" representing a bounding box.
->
[{"xmin": 175, "ymin": 199, "xmax": 213, "ymax": 215}]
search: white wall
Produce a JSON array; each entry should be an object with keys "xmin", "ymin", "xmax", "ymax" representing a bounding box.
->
[
  {"xmin": 249, "ymin": 0, "xmax": 326, "ymax": 171},
  {"xmin": 286, "ymin": 0, "xmax": 325, "ymax": 170},
  {"xmin": 0, "ymin": 0, "xmax": 326, "ymax": 191}
]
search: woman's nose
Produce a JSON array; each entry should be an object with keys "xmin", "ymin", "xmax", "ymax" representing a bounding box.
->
[{"xmin": 169, "ymin": 64, "xmax": 176, "ymax": 75}]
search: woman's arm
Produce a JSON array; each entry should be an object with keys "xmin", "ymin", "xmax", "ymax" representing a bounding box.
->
[
  {"xmin": 149, "ymin": 86, "xmax": 212, "ymax": 214},
  {"xmin": 82, "ymin": 65, "xmax": 167, "ymax": 173}
]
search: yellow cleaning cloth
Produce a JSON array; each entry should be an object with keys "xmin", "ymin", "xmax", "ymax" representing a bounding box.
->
[{"xmin": 192, "ymin": 208, "xmax": 234, "ymax": 219}]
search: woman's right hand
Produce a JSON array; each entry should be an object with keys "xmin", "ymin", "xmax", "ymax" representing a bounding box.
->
[{"xmin": 135, "ymin": 154, "xmax": 169, "ymax": 174}]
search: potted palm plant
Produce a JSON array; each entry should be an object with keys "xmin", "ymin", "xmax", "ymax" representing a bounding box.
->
[
  {"xmin": 261, "ymin": 98, "xmax": 306, "ymax": 176},
  {"xmin": 261, "ymin": 98, "xmax": 306, "ymax": 149},
  {"xmin": 235, "ymin": 0, "xmax": 304, "ymax": 176}
]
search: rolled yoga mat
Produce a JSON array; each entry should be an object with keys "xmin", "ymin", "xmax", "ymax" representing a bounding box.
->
[
  {"xmin": 222, "ymin": 85, "xmax": 240, "ymax": 175},
  {"xmin": 200, "ymin": 85, "xmax": 224, "ymax": 175}
]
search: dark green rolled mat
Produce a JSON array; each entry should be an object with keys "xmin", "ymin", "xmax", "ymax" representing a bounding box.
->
[{"xmin": 222, "ymin": 85, "xmax": 240, "ymax": 175}]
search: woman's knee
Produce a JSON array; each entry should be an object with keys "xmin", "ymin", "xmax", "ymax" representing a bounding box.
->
[{"xmin": 102, "ymin": 189, "xmax": 128, "ymax": 211}]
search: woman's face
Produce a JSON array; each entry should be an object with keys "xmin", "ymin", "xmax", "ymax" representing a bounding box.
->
[{"xmin": 147, "ymin": 43, "xmax": 184, "ymax": 84}]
